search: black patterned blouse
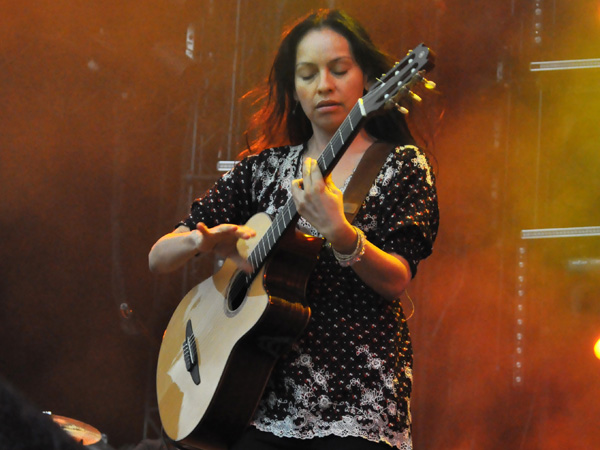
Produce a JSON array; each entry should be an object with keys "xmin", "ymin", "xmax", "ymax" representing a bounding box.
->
[{"xmin": 180, "ymin": 143, "xmax": 439, "ymax": 449}]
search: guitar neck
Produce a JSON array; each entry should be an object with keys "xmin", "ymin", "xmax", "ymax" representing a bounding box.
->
[
  {"xmin": 315, "ymin": 100, "xmax": 367, "ymax": 176},
  {"xmin": 247, "ymin": 101, "xmax": 367, "ymax": 274}
]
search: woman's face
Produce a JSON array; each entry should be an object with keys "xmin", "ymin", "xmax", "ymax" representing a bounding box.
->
[{"xmin": 294, "ymin": 27, "xmax": 367, "ymax": 139}]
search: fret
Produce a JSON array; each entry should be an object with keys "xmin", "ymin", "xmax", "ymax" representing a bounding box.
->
[
  {"xmin": 273, "ymin": 218, "xmax": 282, "ymax": 235},
  {"xmin": 285, "ymin": 206, "xmax": 295, "ymax": 224},
  {"xmin": 248, "ymin": 197, "xmax": 296, "ymax": 273},
  {"xmin": 257, "ymin": 240, "xmax": 266, "ymax": 261},
  {"xmin": 319, "ymin": 144, "xmax": 330, "ymax": 170},
  {"xmin": 267, "ymin": 228, "xmax": 277, "ymax": 247},
  {"xmin": 328, "ymin": 135, "xmax": 341, "ymax": 167},
  {"xmin": 327, "ymin": 142, "xmax": 335, "ymax": 162},
  {"xmin": 262, "ymin": 233, "xmax": 271, "ymax": 252},
  {"xmin": 248, "ymin": 252, "xmax": 257, "ymax": 270},
  {"xmin": 269, "ymin": 221, "xmax": 278, "ymax": 239},
  {"xmin": 337, "ymin": 128, "xmax": 344, "ymax": 150},
  {"xmin": 347, "ymin": 105, "xmax": 362, "ymax": 133},
  {"xmin": 341, "ymin": 120, "xmax": 349, "ymax": 139}
]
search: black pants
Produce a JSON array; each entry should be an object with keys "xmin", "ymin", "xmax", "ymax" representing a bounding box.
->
[{"xmin": 230, "ymin": 427, "xmax": 394, "ymax": 450}]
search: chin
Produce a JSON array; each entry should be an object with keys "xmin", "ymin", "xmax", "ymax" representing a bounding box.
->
[{"xmin": 315, "ymin": 118, "xmax": 345, "ymax": 134}]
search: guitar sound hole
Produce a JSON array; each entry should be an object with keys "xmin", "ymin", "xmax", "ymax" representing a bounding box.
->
[{"xmin": 228, "ymin": 271, "xmax": 250, "ymax": 312}]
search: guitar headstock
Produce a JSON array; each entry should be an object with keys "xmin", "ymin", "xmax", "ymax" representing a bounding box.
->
[{"xmin": 362, "ymin": 43, "xmax": 435, "ymax": 115}]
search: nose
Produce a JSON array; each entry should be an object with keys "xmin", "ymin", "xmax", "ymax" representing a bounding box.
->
[{"xmin": 317, "ymin": 70, "xmax": 334, "ymax": 94}]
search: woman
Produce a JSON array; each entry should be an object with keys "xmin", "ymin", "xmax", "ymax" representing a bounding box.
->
[{"xmin": 149, "ymin": 9, "xmax": 438, "ymax": 450}]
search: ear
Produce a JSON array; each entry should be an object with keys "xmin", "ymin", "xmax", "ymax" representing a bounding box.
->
[{"xmin": 364, "ymin": 74, "xmax": 372, "ymax": 92}]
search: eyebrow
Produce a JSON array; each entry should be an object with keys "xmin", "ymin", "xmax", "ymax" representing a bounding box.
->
[{"xmin": 295, "ymin": 55, "xmax": 354, "ymax": 69}]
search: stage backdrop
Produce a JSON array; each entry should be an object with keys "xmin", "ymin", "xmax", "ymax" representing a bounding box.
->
[{"xmin": 1, "ymin": 0, "xmax": 599, "ymax": 448}]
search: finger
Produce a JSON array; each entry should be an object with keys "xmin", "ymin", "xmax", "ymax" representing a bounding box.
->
[
  {"xmin": 196, "ymin": 222, "xmax": 210, "ymax": 235},
  {"xmin": 309, "ymin": 158, "xmax": 321, "ymax": 183},
  {"xmin": 306, "ymin": 159, "xmax": 325, "ymax": 193},
  {"xmin": 302, "ymin": 158, "xmax": 316, "ymax": 191},
  {"xmin": 292, "ymin": 178, "xmax": 304, "ymax": 191},
  {"xmin": 212, "ymin": 223, "xmax": 238, "ymax": 234},
  {"xmin": 235, "ymin": 225, "xmax": 256, "ymax": 239},
  {"xmin": 291, "ymin": 179, "xmax": 305, "ymax": 206},
  {"xmin": 323, "ymin": 173, "xmax": 339, "ymax": 192},
  {"xmin": 302, "ymin": 157, "xmax": 312, "ymax": 178},
  {"xmin": 197, "ymin": 222, "xmax": 235, "ymax": 233},
  {"xmin": 305, "ymin": 157, "xmax": 322, "ymax": 181},
  {"xmin": 197, "ymin": 223, "xmax": 239, "ymax": 245}
]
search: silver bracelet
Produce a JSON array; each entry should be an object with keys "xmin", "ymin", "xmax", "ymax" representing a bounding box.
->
[{"xmin": 332, "ymin": 227, "xmax": 366, "ymax": 267}]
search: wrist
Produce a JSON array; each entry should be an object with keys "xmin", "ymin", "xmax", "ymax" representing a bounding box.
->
[
  {"xmin": 189, "ymin": 229, "xmax": 204, "ymax": 255},
  {"xmin": 327, "ymin": 222, "xmax": 357, "ymax": 254},
  {"xmin": 331, "ymin": 226, "xmax": 367, "ymax": 267}
]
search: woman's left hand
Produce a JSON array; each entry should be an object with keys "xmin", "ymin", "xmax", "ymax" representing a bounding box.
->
[
  {"xmin": 291, "ymin": 157, "xmax": 354, "ymax": 248},
  {"xmin": 292, "ymin": 158, "xmax": 412, "ymax": 301}
]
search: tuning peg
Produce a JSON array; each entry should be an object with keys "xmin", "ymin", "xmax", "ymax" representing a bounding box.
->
[
  {"xmin": 409, "ymin": 91, "xmax": 422, "ymax": 102},
  {"xmin": 395, "ymin": 104, "xmax": 409, "ymax": 115},
  {"xmin": 422, "ymin": 78, "xmax": 436, "ymax": 89}
]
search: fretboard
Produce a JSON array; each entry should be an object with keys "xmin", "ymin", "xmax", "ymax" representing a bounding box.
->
[{"xmin": 247, "ymin": 100, "xmax": 368, "ymax": 274}]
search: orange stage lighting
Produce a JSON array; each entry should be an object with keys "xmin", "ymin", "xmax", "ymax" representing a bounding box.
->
[{"xmin": 595, "ymin": 338, "xmax": 600, "ymax": 360}]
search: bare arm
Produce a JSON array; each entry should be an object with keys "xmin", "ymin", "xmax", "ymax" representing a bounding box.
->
[
  {"xmin": 327, "ymin": 223, "xmax": 412, "ymax": 301},
  {"xmin": 148, "ymin": 223, "xmax": 256, "ymax": 274},
  {"xmin": 291, "ymin": 157, "xmax": 411, "ymax": 302}
]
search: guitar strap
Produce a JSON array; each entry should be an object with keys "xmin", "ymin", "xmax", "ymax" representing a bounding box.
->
[{"xmin": 343, "ymin": 141, "xmax": 394, "ymax": 224}]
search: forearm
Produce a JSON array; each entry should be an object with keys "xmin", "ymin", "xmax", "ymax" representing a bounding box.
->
[
  {"xmin": 149, "ymin": 223, "xmax": 256, "ymax": 274},
  {"xmin": 329, "ymin": 224, "xmax": 412, "ymax": 302},
  {"xmin": 350, "ymin": 242, "xmax": 412, "ymax": 301},
  {"xmin": 148, "ymin": 227, "xmax": 201, "ymax": 274}
]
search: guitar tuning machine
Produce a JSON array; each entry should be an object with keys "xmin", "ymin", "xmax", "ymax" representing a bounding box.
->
[
  {"xmin": 409, "ymin": 91, "xmax": 422, "ymax": 102},
  {"xmin": 422, "ymin": 78, "xmax": 437, "ymax": 90},
  {"xmin": 395, "ymin": 104, "xmax": 409, "ymax": 115}
]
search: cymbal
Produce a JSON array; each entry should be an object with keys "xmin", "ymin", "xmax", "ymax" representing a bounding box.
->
[{"xmin": 50, "ymin": 414, "xmax": 102, "ymax": 446}]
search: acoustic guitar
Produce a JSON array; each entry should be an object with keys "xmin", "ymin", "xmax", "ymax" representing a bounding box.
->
[{"xmin": 156, "ymin": 43, "xmax": 434, "ymax": 450}]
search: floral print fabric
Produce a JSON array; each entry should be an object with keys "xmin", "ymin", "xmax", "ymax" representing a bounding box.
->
[{"xmin": 181, "ymin": 143, "xmax": 438, "ymax": 449}]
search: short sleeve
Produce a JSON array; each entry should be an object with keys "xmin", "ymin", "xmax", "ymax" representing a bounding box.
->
[
  {"xmin": 376, "ymin": 145, "xmax": 439, "ymax": 277},
  {"xmin": 179, "ymin": 156, "xmax": 257, "ymax": 231}
]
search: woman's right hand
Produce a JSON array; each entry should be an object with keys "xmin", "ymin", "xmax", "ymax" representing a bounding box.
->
[
  {"xmin": 195, "ymin": 222, "xmax": 256, "ymax": 272},
  {"xmin": 148, "ymin": 223, "xmax": 256, "ymax": 274}
]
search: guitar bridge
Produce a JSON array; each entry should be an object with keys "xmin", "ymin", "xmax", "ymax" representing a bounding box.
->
[{"xmin": 182, "ymin": 319, "xmax": 201, "ymax": 385}]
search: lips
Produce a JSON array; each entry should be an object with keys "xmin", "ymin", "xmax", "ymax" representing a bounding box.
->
[{"xmin": 316, "ymin": 100, "xmax": 342, "ymax": 110}]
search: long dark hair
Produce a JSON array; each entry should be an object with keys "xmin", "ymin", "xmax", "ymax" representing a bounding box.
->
[{"xmin": 243, "ymin": 9, "xmax": 415, "ymax": 154}]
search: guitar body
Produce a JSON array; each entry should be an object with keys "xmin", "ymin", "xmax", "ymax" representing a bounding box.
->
[{"xmin": 156, "ymin": 213, "xmax": 322, "ymax": 450}]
